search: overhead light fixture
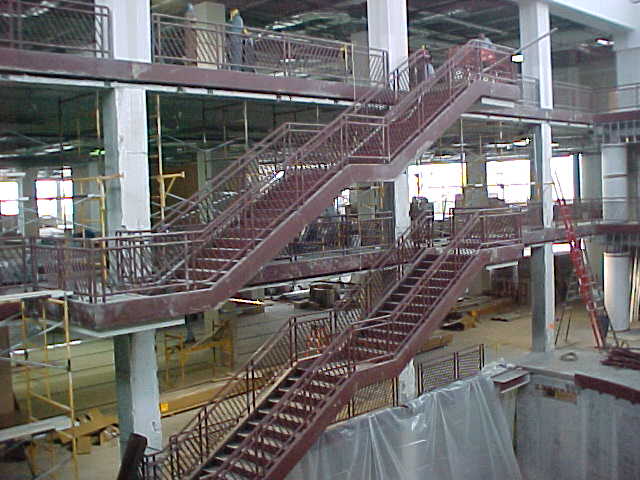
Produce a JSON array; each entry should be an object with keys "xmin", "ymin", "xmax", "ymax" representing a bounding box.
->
[
  {"xmin": 513, "ymin": 138, "xmax": 531, "ymax": 147},
  {"xmin": 511, "ymin": 53, "xmax": 524, "ymax": 63},
  {"xmin": 551, "ymin": 142, "xmax": 560, "ymax": 148},
  {"xmin": 595, "ymin": 38, "xmax": 614, "ymax": 47}
]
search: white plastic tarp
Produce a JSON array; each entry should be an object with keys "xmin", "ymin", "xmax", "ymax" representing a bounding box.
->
[{"xmin": 287, "ymin": 375, "xmax": 521, "ymax": 480}]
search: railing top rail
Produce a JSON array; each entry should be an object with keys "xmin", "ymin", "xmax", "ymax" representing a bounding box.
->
[
  {"xmin": 1, "ymin": 0, "xmax": 110, "ymax": 13},
  {"xmin": 152, "ymin": 12, "xmax": 387, "ymax": 55}
]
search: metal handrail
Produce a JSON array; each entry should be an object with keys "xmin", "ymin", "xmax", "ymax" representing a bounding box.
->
[
  {"xmin": 152, "ymin": 13, "xmax": 388, "ymax": 86},
  {"xmin": 0, "ymin": 0, "xmax": 112, "ymax": 58}
]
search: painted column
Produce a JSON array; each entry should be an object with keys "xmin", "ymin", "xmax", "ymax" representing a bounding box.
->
[
  {"xmin": 98, "ymin": 0, "xmax": 159, "ymax": 458},
  {"xmin": 518, "ymin": 0, "xmax": 553, "ymax": 110},
  {"xmin": 604, "ymin": 253, "xmax": 631, "ymax": 331},
  {"xmin": 73, "ymin": 161, "xmax": 102, "ymax": 236},
  {"xmin": 193, "ymin": 2, "xmax": 226, "ymax": 68},
  {"xmin": 520, "ymin": 1, "xmax": 555, "ymax": 352},
  {"xmin": 579, "ymin": 152, "xmax": 604, "ymax": 282},
  {"xmin": 351, "ymin": 31, "xmax": 370, "ymax": 84},
  {"xmin": 601, "ymin": 144, "xmax": 628, "ymax": 222},
  {"xmin": 103, "ymin": 86, "xmax": 151, "ymax": 234},
  {"xmin": 464, "ymin": 154, "xmax": 489, "ymax": 207},
  {"xmin": 529, "ymin": 124, "xmax": 555, "ymax": 352},
  {"xmin": 21, "ymin": 168, "xmax": 39, "ymax": 237},
  {"xmin": 367, "ymin": 0, "xmax": 410, "ymax": 238},
  {"xmin": 614, "ymin": 31, "xmax": 640, "ymax": 86},
  {"xmin": 114, "ymin": 331, "xmax": 162, "ymax": 455},
  {"xmin": 96, "ymin": 0, "xmax": 151, "ymax": 62},
  {"xmin": 601, "ymin": 143, "xmax": 631, "ymax": 332}
]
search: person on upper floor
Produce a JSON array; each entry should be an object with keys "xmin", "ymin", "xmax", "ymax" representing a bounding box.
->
[{"xmin": 228, "ymin": 8, "xmax": 244, "ymax": 70}]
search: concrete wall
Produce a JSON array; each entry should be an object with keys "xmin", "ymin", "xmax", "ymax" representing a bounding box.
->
[
  {"xmin": 231, "ymin": 306, "xmax": 291, "ymax": 367},
  {"xmin": 516, "ymin": 373, "xmax": 640, "ymax": 479}
]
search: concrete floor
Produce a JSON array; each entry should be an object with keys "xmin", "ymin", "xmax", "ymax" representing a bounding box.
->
[{"xmin": 3, "ymin": 299, "xmax": 639, "ymax": 479}]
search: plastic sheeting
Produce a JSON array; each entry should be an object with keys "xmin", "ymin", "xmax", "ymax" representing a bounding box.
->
[
  {"xmin": 287, "ymin": 375, "xmax": 521, "ymax": 480},
  {"xmin": 517, "ymin": 374, "xmax": 640, "ymax": 480}
]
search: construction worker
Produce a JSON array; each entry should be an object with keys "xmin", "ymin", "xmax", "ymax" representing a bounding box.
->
[
  {"xmin": 422, "ymin": 46, "xmax": 435, "ymax": 79},
  {"xmin": 477, "ymin": 33, "xmax": 496, "ymax": 67},
  {"xmin": 228, "ymin": 8, "xmax": 244, "ymax": 70}
]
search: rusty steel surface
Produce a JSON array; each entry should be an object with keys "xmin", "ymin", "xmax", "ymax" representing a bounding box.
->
[
  {"xmin": 0, "ymin": 39, "xmax": 520, "ymax": 314},
  {"xmin": 574, "ymin": 373, "xmax": 640, "ymax": 406},
  {"xmin": 135, "ymin": 208, "xmax": 522, "ymax": 480},
  {"xmin": 181, "ymin": 211, "xmax": 521, "ymax": 480}
]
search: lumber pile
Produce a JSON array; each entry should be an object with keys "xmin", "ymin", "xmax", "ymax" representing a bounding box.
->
[{"xmin": 602, "ymin": 348, "xmax": 640, "ymax": 371}]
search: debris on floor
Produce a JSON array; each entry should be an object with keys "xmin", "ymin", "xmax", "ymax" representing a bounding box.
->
[{"xmin": 602, "ymin": 347, "xmax": 640, "ymax": 371}]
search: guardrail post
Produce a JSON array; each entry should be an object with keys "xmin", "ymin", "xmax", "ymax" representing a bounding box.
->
[{"xmin": 453, "ymin": 351, "xmax": 460, "ymax": 380}]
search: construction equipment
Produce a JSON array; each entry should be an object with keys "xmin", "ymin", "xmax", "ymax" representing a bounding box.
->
[{"xmin": 554, "ymin": 184, "xmax": 618, "ymax": 349}]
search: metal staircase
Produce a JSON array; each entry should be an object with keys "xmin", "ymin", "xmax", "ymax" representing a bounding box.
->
[
  {"xmin": 139, "ymin": 209, "xmax": 522, "ymax": 480},
  {"xmin": 116, "ymin": 40, "xmax": 517, "ymax": 311}
]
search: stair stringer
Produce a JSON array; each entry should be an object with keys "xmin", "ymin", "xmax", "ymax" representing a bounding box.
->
[
  {"xmin": 194, "ymin": 246, "xmax": 498, "ymax": 480},
  {"xmin": 172, "ymin": 80, "xmax": 521, "ymax": 315},
  {"xmin": 257, "ymin": 250, "xmax": 494, "ymax": 480}
]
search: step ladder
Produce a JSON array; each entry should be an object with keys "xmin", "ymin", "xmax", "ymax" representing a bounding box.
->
[
  {"xmin": 555, "ymin": 275, "xmax": 579, "ymax": 346},
  {"xmin": 554, "ymin": 184, "xmax": 618, "ymax": 349}
]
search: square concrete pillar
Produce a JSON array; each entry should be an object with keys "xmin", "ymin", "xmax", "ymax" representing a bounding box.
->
[
  {"xmin": 114, "ymin": 330, "xmax": 162, "ymax": 456},
  {"xmin": 519, "ymin": 0, "xmax": 553, "ymax": 109},
  {"xmin": 102, "ymin": 87, "xmax": 151, "ymax": 233},
  {"xmin": 96, "ymin": 0, "xmax": 151, "ymax": 62}
]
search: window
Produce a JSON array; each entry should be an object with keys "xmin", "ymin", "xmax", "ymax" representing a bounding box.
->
[
  {"xmin": 408, "ymin": 163, "xmax": 464, "ymax": 218},
  {"xmin": 0, "ymin": 181, "xmax": 19, "ymax": 216},
  {"xmin": 36, "ymin": 168, "xmax": 73, "ymax": 229}
]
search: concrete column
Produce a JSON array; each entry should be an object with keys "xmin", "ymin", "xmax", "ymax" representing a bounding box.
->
[
  {"xmin": 197, "ymin": 151, "xmax": 213, "ymax": 189},
  {"xmin": 73, "ymin": 161, "xmax": 102, "ymax": 236},
  {"xmin": 531, "ymin": 244, "xmax": 555, "ymax": 352},
  {"xmin": 103, "ymin": 86, "xmax": 151, "ymax": 233},
  {"xmin": 530, "ymin": 123, "xmax": 555, "ymax": 352},
  {"xmin": 366, "ymin": 0, "xmax": 407, "ymax": 72},
  {"xmin": 464, "ymin": 154, "xmax": 489, "ymax": 207},
  {"xmin": 601, "ymin": 144, "xmax": 628, "ymax": 222},
  {"xmin": 21, "ymin": 168, "xmax": 39, "ymax": 236},
  {"xmin": 518, "ymin": 0, "xmax": 553, "ymax": 109},
  {"xmin": 96, "ymin": 0, "xmax": 151, "ymax": 62},
  {"xmin": 351, "ymin": 183, "xmax": 377, "ymax": 221},
  {"xmin": 579, "ymin": 152, "xmax": 604, "ymax": 281},
  {"xmin": 604, "ymin": 252, "xmax": 631, "ymax": 331},
  {"xmin": 193, "ymin": 2, "xmax": 226, "ymax": 67},
  {"xmin": 351, "ymin": 31, "xmax": 370, "ymax": 84},
  {"xmin": 367, "ymin": 0, "xmax": 410, "ymax": 239},
  {"xmin": 392, "ymin": 173, "xmax": 411, "ymax": 238},
  {"xmin": 579, "ymin": 152, "xmax": 602, "ymax": 200},
  {"xmin": 614, "ymin": 31, "xmax": 640, "ymax": 85},
  {"xmin": 113, "ymin": 331, "xmax": 162, "ymax": 456}
]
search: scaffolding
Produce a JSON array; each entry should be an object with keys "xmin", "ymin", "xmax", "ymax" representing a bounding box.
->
[{"xmin": 6, "ymin": 290, "xmax": 78, "ymax": 479}]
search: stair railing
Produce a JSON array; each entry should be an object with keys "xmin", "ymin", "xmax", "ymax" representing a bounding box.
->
[
  {"xmin": 333, "ymin": 208, "xmax": 435, "ymax": 328},
  {"xmin": 141, "ymin": 310, "xmax": 342, "ymax": 479},
  {"xmin": 157, "ymin": 122, "xmax": 325, "ymax": 231},
  {"xmin": 150, "ymin": 41, "xmax": 516, "ymax": 287},
  {"xmin": 207, "ymin": 211, "xmax": 520, "ymax": 478}
]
